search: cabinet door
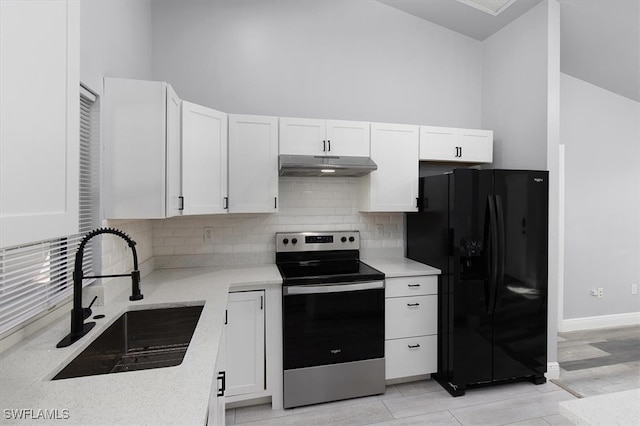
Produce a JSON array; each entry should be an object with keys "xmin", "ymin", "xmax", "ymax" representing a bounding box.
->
[
  {"xmin": 226, "ymin": 291, "xmax": 265, "ymax": 397},
  {"xmin": 279, "ymin": 117, "xmax": 325, "ymax": 155},
  {"xmin": 459, "ymin": 129, "xmax": 493, "ymax": 163},
  {"xmin": 165, "ymin": 84, "xmax": 183, "ymax": 218},
  {"xmin": 182, "ymin": 102, "xmax": 228, "ymax": 215},
  {"xmin": 325, "ymin": 120, "xmax": 370, "ymax": 157},
  {"xmin": 361, "ymin": 123, "xmax": 419, "ymax": 212},
  {"xmin": 207, "ymin": 324, "xmax": 226, "ymax": 426},
  {"xmin": 419, "ymin": 126, "xmax": 459, "ymax": 161},
  {"xmin": 0, "ymin": 0, "xmax": 79, "ymax": 247},
  {"xmin": 229, "ymin": 115, "xmax": 279, "ymax": 213}
]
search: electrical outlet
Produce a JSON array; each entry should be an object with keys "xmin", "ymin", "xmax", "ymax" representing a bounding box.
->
[
  {"xmin": 632, "ymin": 284, "xmax": 638, "ymax": 295},
  {"xmin": 597, "ymin": 288, "xmax": 604, "ymax": 298},
  {"xmin": 203, "ymin": 227, "xmax": 214, "ymax": 243}
]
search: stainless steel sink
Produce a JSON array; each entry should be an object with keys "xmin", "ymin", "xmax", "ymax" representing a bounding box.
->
[{"xmin": 52, "ymin": 305, "xmax": 203, "ymax": 380}]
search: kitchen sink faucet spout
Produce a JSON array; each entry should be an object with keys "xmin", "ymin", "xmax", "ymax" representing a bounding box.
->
[{"xmin": 56, "ymin": 227, "xmax": 143, "ymax": 348}]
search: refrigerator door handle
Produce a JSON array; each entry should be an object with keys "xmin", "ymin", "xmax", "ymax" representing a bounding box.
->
[
  {"xmin": 494, "ymin": 195, "xmax": 506, "ymax": 310},
  {"xmin": 486, "ymin": 196, "xmax": 499, "ymax": 314}
]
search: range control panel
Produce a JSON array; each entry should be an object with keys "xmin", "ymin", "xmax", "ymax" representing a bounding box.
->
[{"xmin": 276, "ymin": 231, "xmax": 360, "ymax": 252}]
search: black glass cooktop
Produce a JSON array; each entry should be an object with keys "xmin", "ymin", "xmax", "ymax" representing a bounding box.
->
[{"xmin": 278, "ymin": 259, "xmax": 384, "ymax": 286}]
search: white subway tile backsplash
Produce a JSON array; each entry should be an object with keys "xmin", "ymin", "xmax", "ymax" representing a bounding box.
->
[
  {"xmin": 102, "ymin": 178, "xmax": 404, "ymax": 268},
  {"xmin": 148, "ymin": 177, "xmax": 404, "ymax": 268}
]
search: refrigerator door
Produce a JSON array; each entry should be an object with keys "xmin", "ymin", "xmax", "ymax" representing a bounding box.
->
[
  {"xmin": 492, "ymin": 170, "xmax": 548, "ymax": 381},
  {"xmin": 449, "ymin": 169, "xmax": 495, "ymax": 387}
]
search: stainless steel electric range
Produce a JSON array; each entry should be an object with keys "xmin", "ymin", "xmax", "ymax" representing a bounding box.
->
[{"xmin": 276, "ymin": 231, "xmax": 386, "ymax": 409}]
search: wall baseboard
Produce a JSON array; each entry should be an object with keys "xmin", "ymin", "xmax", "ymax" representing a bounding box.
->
[
  {"xmin": 545, "ymin": 362, "xmax": 560, "ymax": 380},
  {"xmin": 561, "ymin": 312, "xmax": 640, "ymax": 332}
]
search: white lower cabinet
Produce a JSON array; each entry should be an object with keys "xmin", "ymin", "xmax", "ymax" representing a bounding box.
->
[
  {"xmin": 208, "ymin": 324, "xmax": 226, "ymax": 426},
  {"xmin": 226, "ymin": 290, "xmax": 265, "ymax": 397},
  {"xmin": 385, "ymin": 335, "xmax": 437, "ymax": 380},
  {"xmin": 385, "ymin": 275, "xmax": 438, "ymax": 381}
]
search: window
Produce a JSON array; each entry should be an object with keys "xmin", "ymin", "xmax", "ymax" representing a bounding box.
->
[{"xmin": 0, "ymin": 85, "xmax": 100, "ymax": 337}]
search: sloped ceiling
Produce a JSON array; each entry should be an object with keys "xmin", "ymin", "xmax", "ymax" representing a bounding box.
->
[
  {"xmin": 378, "ymin": 0, "xmax": 640, "ymax": 102},
  {"xmin": 378, "ymin": 0, "xmax": 544, "ymax": 40}
]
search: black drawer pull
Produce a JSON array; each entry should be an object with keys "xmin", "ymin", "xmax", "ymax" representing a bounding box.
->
[
  {"xmin": 408, "ymin": 284, "xmax": 421, "ymax": 287},
  {"xmin": 407, "ymin": 303, "xmax": 420, "ymax": 307},
  {"xmin": 217, "ymin": 371, "xmax": 226, "ymax": 397},
  {"xmin": 408, "ymin": 344, "xmax": 421, "ymax": 349}
]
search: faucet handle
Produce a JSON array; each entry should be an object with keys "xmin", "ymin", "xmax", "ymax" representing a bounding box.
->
[{"xmin": 82, "ymin": 296, "xmax": 98, "ymax": 320}]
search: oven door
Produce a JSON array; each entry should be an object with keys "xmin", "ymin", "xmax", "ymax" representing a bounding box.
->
[{"xmin": 283, "ymin": 281, "xmax": 385, "ymax": 370}]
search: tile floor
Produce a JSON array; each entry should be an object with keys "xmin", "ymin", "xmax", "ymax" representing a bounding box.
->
[
  {"xmin": 226, "ymin": 380, "xmax": 575, "ymax": 426},
  {"xmin": 555, "ymin": 325, "xmax": 640, "ymax": 398},
  {"xmin": 226, "ymin": 326, "xmax": 640, "ymax": 425}
]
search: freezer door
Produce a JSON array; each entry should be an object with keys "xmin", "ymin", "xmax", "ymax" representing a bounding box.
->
[{"xmin": 492, "ymin": 170, "xmax": 548, "ymax": 381}]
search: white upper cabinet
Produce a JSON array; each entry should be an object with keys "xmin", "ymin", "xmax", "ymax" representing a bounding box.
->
[
  {"xmin": 104, "ymin": 78, "xmax": 182, "ymax": 219},
  {"xmin": 0, "ymin": 0, "xmax": 79, "ymax": 248},
  {"xmin": 360, "ymin": 123, "xmax": 419, "ymax": 212},
  {"xmin": 165, "ymin": 85, "xmax": 183, "ymax": 218},
  {"xmin": 279, "ymin": 117, "xmax": 369, "ymax": 157},
  {"xmin": 228, "ymin": 115, "xmax": 279, "ymax": 213},
  {"xmin": 182, "ymin": 102, "xmax": 228, "ymax": 215},
  {"xmin": 325, "ymin": 120, "xmax": 370, "ymax": 157},
  {"xmin": 419, "ymin": 126, "xmax": 493, "ymax": 164}
]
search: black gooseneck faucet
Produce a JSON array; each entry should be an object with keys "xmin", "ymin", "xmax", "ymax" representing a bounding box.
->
[{"xmin": 56, "ymin": 227, "xmax": 143, "ymax": 348}]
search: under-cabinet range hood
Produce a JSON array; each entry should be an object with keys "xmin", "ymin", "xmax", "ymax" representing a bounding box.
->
[{"xmin": 279, "ymin": 155, "xmax": 377, "ymax": 177}]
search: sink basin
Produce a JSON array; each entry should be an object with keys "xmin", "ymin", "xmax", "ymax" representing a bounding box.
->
[{"xmin": 52, "ymin": 305, "xmax": 203, "ymax": 380}]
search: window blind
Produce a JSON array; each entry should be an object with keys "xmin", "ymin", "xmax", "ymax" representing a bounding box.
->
[{"xmin": 0, "ymin": 85, "xmax": 100, "ymax": 336}]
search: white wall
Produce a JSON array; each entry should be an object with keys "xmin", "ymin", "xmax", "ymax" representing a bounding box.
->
[
  {"xmin": 481, "ymin": 1, "xmax": 549, "ymax": 170},
  {"xmin": 561, "ymin": 73, "xmax": 640, "ymax": 320},
  {"xmin": 81, "ymin": 0, "xmax": 153, "ymax": 95},
  {"xmin": 81, "ymin": 0, "xmax": 155, "ymax": 275},
  {"xmin": 153, "ymin": 177, "xmax": 404, "ymax": 268},
  {"xmin": 150, "ymin": 0, "xmax": 482, "ymax": 128}
]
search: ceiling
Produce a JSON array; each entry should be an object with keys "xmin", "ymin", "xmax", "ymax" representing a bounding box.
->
[{"xmin": 378, "ymin": 0, "xmax": 640, "ymax": 102}]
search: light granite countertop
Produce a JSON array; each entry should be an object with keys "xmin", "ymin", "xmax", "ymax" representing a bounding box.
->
[
  {"xmin": 0, "ymin": 265, "xmax": 282, "ymax": 425},
  {"xmin": 0, "ymin": 258, "xmax": 439, "ymax": 425},
  {"xmin": 363, "ymin": 257, "xmax": 441, "ymax": 277},
  {"xmin": 559, "ymin": 388, "xmax": 640, "ymax": 425}
]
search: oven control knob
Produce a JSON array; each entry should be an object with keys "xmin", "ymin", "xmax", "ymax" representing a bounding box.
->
[
  {"xmin": 292, "ymin": 238, "xmax": 298, "ymax": 244},
  {"xmin": 283, "ymin": 238, "xmax": 289, "ymax": 245},
  {"xmin": 341, "ymin": 237, "xmax": 347, "ymax": 243},
  {"xmin": 349, "ymin": 236, "xmax": 355, "ymax": 242}
]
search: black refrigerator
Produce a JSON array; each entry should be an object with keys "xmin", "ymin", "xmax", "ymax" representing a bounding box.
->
[{"xmin": 406, "ymin": 169, "xmax": 548, "ymax": 396}]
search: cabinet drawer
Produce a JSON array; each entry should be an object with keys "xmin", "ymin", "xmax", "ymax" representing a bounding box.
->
[
  {"xmin": 385, "ymin": 295, "xmax": 437, "ymax": 339},
  {"xmin": 385, "ymin": 335, "xmax": 437, "ymax": 380},
  {"xmin": 385, "ymin": 275, "xmax": 437, "ymax": 298}
]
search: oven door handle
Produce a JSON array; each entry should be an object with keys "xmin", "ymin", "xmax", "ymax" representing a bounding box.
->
[{"xmin": 283, "ymin": 281, "xmax": 385, "ymax": 295}]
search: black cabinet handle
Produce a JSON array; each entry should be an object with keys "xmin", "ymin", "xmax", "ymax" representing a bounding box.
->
[
  {"xmin": 408, "ymin": 284, "xmax": 421, "ymax": 288},
  {"xmin": 178, "ymin": 196, "xmax": 184, "ymax": 211},
  {"xmin": 455, "ymin": 146, "xmax": 463, "ymax": 158},
  {"xmin": 408, "ymin": 344, "xmax": 421, "ymax": 349},
  {"xmin": 217, "ymin": 371, "xmax": 226, "ymax": 397},
  {"xmin": 328, "ymin": 140, "xmax": 331, "ymax": 151},
  {"xmin": 274, "ymin": 197, "xmax": 277, "ymax": 209},
  {"xmin": 407, "ymin": 303, "xmax": 420, "ymax": 307},
  {"xmin": 223, "ymin": 197, "xmax": 228, "ymax": 209},
  {"xmin": 323, "ymin": 140, "xmax": 326, "ymax": 152},
  {"xmin": 260, "ymin": 295, "xmax": 263, "ymax": 310},
  {"xmin": 224, "ymin": 309, "xmax": 227, "ymax": 325}
]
